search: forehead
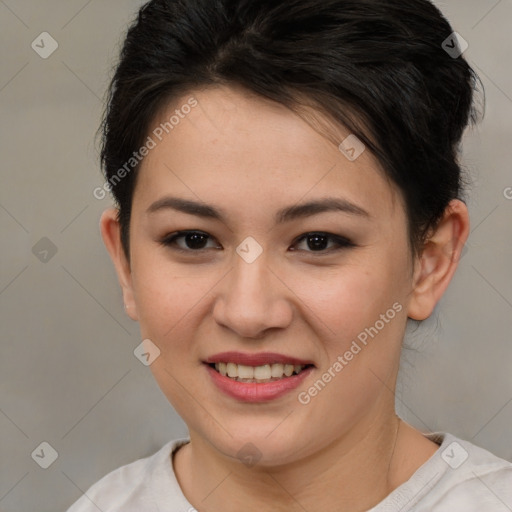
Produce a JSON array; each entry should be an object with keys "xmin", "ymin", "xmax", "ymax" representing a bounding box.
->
[{"xmin": 132, "ymin": 85, "xmax": 403, "ymax": 224}]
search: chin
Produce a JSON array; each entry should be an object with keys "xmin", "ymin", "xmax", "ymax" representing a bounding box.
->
[{"xmin": 199, "ymin": 419, "xmax": 315, "ymax": 467}]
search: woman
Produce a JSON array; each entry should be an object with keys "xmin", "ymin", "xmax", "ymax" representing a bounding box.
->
[{"xmin": 68, "ymin": 0, "xmax": 512, "ymax": 510}]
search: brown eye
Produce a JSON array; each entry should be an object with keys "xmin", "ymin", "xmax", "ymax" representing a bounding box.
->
[
  {"xmin": 291, "ymin": 232, "xmax": 354, "ymax": 253},
  {"xmin": 161, "ymin": 231, "xmax": 220, "ymax": 251}
]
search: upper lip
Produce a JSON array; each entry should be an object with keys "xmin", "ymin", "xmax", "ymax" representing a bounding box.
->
[{"xmin": 204, "ymin": 351, "xmax": 315, "ymax": 367}]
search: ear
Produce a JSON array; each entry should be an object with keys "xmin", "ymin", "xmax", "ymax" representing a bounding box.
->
[
  {"xmin": 407, "ymin": 199, "xmax": 470, "ymax": 321},
  {"xmin": 99, "ymin": 208, "xmax": 139, "ymax": 321}
]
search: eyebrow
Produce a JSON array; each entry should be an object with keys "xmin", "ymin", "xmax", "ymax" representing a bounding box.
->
[{"xmin": 146, "ymin": 196, "xmax": 370, "ymax": 223}]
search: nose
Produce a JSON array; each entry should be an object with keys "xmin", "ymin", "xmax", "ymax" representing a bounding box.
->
[{"xmin": 212, "ymin": 254, "xmax": 293, "ymax": 339}]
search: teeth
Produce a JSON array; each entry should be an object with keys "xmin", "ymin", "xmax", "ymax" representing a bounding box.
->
[
  {"xmin": 238, "ymin": 364, "xmax": 254, "ymax": 379},
  {"xmin": 227, "ymin": 362, "xmax": 238, "ymax": 378},
  {"xmin": 254, "ymin": 364, "xmax": 271, "ymax": 380},
  {"xmin": 212, "ymin": 362, "xmax": 306, "ymax": 381},
  {"xmin": 271, "ymin": 363, "xmax": 284, "ymax": 377}
]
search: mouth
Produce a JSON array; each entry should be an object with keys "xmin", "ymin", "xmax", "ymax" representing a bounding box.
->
[
  {"xmin": 203, "ymin": 352, "xmax": 315, "ymax": 402},
  {"xmin": 207, "ymin": 362, "xmax": 314, "ymax": 383}
]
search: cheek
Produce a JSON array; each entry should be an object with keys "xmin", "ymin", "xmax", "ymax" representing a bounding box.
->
[
  {"xmin": 293, "ymin": 265, "xmax": 407, "ymax": 421},
  {"xmin": 297, "ymin": 262, "xmax": 405, "ymax": 341},
  {"xmin": 129, "ymin": 252, "xmax": 211, "ymax": 343}
]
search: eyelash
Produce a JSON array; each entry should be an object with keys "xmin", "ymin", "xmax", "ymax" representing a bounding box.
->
[{"xmin": 160, "ymin": 230, "xmax": 355, "ymax": 255}]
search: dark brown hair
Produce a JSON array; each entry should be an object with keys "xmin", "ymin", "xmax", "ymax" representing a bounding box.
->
[{"xmin": 100, "ymin": 0, "xmax": 481, "ymax": 260}]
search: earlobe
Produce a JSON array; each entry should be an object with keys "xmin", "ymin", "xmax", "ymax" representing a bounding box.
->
[
  {"xmin": 99, "ymin": 208, "xmax": 139, "ymax": 321},
  {"xmin": 407, "ymin": 199, "xmax": 470, "ymax": 321}
]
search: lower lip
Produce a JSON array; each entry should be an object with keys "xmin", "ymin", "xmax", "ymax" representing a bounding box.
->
[{"xmin": 205, "ymin": 364, "xmax": 314, "ymax": 403}]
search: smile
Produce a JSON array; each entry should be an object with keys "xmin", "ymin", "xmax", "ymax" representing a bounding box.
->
[
  {"xmin": 209, "ymin": 362, "xmax": 311, "ymax": 383},
  {"xmin": 203, "ymin": 352, "xmax": 315, "ymax": 402}
]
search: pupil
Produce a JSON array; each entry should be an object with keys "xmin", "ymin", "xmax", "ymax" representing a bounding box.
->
[
  {"xmin": 308, "ymin": 234, "xmax": 327, "ymax": 251},
  {"xmin": 186, "ymin": 232, "xmax": 208, "ymax": 249}
]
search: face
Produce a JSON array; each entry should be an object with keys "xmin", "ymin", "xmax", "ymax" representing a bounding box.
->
[{"xmin": 118, "ymin": 85, "xmax": 418, "ymax": 465}]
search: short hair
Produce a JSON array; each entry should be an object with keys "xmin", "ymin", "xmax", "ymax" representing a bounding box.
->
[{"xmin": 100, "ymin": 0, "xmax": 482, "ymax": 260}]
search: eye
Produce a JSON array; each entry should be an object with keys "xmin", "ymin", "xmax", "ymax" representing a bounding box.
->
[
  {"xmin": 160, "ymin": 230, "xmax": 354, "ymax": 254},
  {"xmin": 160, "ymin": 231, "xmax": 220, "ymax": 252},
  {"xmin": 291, "ymin": 232, "xmax": 354, "ymax": 253}
]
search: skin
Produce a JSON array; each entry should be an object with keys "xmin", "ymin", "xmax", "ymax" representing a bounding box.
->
[{"xmin": 101, "ymin": 84, "xmax": 470, "ymax": 511}]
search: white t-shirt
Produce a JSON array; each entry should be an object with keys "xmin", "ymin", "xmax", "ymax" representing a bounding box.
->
[{"xmin": 66, "ymin": 432, "xmax": 512, "ymax": 511}]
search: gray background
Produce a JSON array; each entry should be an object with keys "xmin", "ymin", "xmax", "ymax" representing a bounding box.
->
[{"xmin": 0, "ymin": 1, "xmax": 511, "ymax": 511}]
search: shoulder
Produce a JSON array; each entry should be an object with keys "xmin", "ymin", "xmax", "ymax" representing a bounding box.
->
[
  {"xmin": 421, "ymin": 433, "xmax": 512, "ymax": 511},
  {"xmin": 66, "ymin": 438, "xmax": 190, "ymax": 512},
  {"xmin": 371, "ymin": 432, "xmax": 512, "ymax": 512}
]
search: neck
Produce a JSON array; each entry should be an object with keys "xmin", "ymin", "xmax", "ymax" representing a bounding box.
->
[{"xmin": 173, "ymin": 411, "xmax": 438, "ymax": 512}]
